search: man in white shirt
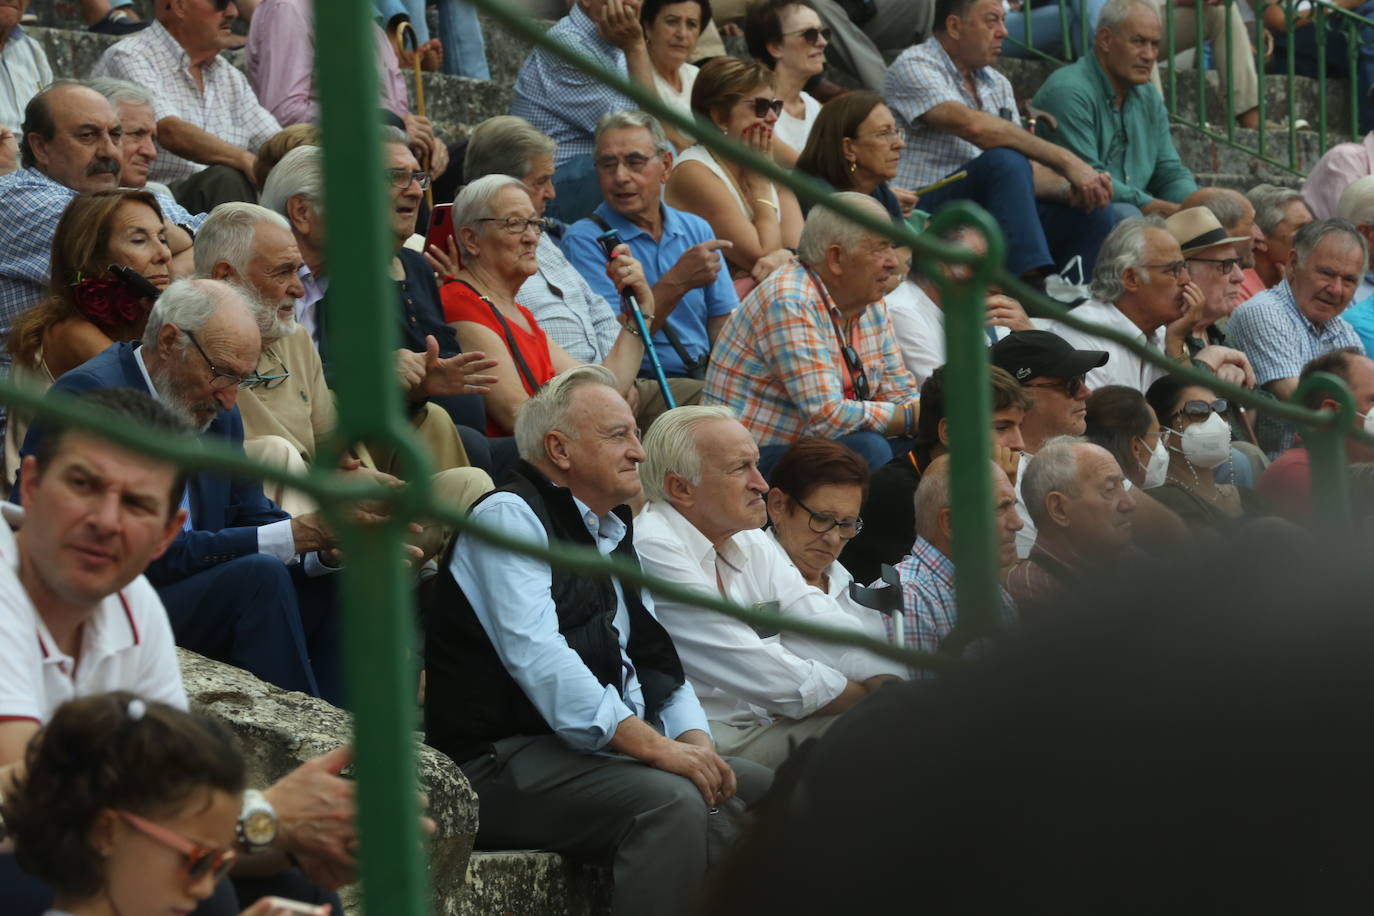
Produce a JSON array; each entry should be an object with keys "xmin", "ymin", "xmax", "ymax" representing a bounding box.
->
[
  {"xmin": 0, "ymin": 0, "xmax": 51, "ymax": 138},
  {"xmin": 635, "ymin": 405, "xmax": 897, "ymax": 768},
  {"xmin": 1042, "ymin": 216, "xmax": 1254, "ymax": 393}
]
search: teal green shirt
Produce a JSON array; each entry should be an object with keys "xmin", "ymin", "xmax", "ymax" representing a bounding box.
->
[{"xmin": 1030, "ymin": 53, "xmax": 1197, "ymax": 208}]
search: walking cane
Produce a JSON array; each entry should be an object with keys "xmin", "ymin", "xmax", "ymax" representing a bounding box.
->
[
  {"xmin": 596, "ymin": 228, "xmax": 676, "ymax": 410},
  {"xmin": 396, "ymin": 20, "xmax": 435, "ymax": 211}
]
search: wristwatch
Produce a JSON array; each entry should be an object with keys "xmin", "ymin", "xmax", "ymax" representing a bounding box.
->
[{"xmin": 236, "ymin": 789, "xmax": 279, "ymax": 854}]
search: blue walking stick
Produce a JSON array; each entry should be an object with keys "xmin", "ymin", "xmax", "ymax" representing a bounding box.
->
[{"xmin": 597, "ymin": 228, "xmax": 676, "ymax": 410}]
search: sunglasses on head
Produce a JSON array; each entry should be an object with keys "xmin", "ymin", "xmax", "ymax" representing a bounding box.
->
[
  {"xmin": 118, "ymin": 811, "xmax": 237, "ymax": 883},
  {"xmin": 1171, "ymin": 398, "xmax": 1228, "ymax": 422},
  {"xmin": 785, "ymin": 26, "xmax": 832, "ymax": 44}
]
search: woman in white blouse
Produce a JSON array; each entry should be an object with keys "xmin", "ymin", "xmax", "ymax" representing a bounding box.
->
[
  {"xmin": 641, "ymin": 0, "xmax": 709, "ymax": 151},
  {"xmin": 744, "ymin": 0, "xmax": 827, "ymax": 157},
  {"xmin": 766, "ymin": 437, "xmax": 907, "ymax": 676}
]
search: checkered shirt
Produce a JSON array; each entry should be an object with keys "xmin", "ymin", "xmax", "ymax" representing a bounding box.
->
[
  {"xmin": 702, "ymin": 258, "xmax": 919, "ymax": 447},
  {"xmin": 510, "ymin": 5, "xmax": 635, "ymax": 166},
  {"xmin": 882, "ymin": 38, "xmax": 1019, "ymax": 190},
  {"xmin": 92, "ymin": 21, "xmax": 281, "ymax": 184},
  {"xmin": 1228, "ymin": 279, "xmax": 1365, "ymax": 387},
  {"xmin": 516, "ymin": 232, "xmax": 621, "ymax": 363},
  {"xmin": 890, "ymin": 536, "xmax": 1016, "ymax": 679}
]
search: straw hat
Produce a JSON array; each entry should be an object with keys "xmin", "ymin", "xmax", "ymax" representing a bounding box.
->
[{"xmin": 1164, "ymin": 207, "xmax": 1249, "ymax": 255}]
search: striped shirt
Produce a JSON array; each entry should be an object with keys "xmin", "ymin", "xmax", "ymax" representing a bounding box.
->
[
  {"xmin": 883, "ymin": 37, "xmax": 1019, "ymax": 190},
  {"xmin": 702, "ymin": 258, "xmax": 920, "ymax": 447}
]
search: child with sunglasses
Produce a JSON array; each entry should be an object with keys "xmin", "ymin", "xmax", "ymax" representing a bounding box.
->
[{"xmin": 3, "ymin": 692, "xmax": 321, "ymax": 916}]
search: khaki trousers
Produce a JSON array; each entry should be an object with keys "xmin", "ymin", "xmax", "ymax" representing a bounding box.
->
[{"xmin": 1152, "ymin": 1, "xmax": 1261, "ymax": 114}]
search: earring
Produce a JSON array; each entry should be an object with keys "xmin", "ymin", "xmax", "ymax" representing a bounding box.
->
[{"xmin": 848, "ymin": 161, "xmax": 857, "ymax": 174}]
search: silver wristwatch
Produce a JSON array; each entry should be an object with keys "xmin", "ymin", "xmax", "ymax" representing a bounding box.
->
[{"xmin": 236, "ymin": 788, "xmax": 279, "ymax": 854}]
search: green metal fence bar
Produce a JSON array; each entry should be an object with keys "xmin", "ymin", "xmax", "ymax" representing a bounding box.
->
[
  {"xmin": 1346, "ymin": 15, "xmax": 1359, "ymax": 140},
  {"xmin": 1316, "ymin": 7, "xmax": 1328, "ymax": 149},
  {"xmin": 1224, "ymin": 0, "xmax": 1236, "ymax": 143},
  {"xmin": 1294, "ymin": 372, "xmax": 1357, "ymax": 541},
  {"xmin": 314, "ymin": 2, "xmax": 429, "ymax": 915},
  {"xmin": 1195, "ymin": 0, "xmax": 1207, "ymax": 128},
  {"xmin": 1256, "ymin": 5, "xmax": 1268, "ymax": 161}
]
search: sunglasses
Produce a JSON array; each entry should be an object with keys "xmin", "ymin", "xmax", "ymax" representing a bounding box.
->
[
  {"xmin": 1171, "ymin": 398, "xmax": 1228, "ymax": 422},
  {"xmin": 1023, "ymin": 374, "xmax": 1085, "ymax": 397},
  {"xmin": 118, "ymin": 811, "xmax": 238, "ymax": 882},
  {"xmin": 841, "ymin": 343, "xmax": 871, "ymax": 401},
  {"xmin": 785, "ymin": 26, "xmax": 832, "ymax": 44},
  {"xmin": 745, "ymin": 97, "xmax": 784, "ymax": 118}
]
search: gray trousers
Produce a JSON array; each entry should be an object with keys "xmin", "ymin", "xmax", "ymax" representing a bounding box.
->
[{"xmin": 462, "ymin": 734, "xmax": 774, "ymax": 916}]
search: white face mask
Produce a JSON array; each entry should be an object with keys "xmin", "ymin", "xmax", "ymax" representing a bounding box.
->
[
  {"xmin": 1138, "ymin": 436, "xmax": 1169, "ymax": 488},
  {"xmin": 1170, "ymin": 412, "xmax": 1232, "ymax": 469},
  {"xmin": 1363, "ymin": 408, "xmax": 1374, "ymax": 435}
]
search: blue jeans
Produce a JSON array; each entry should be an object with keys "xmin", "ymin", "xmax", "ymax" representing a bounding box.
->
[
  {"xmin": 918, "ymin": 148, "xmax": 1117, "ymax": 277},
  {"xmin": 549, "ymin": 153, "xmax": 603, "ymax": 225},
  {"xmin": 1002, "ymin": 4, "xmax": 1083, "ymax": 58},
  {"xmin": 1271, "ymin": 1, "xmax": 1374, "ymax": 134},
  {"xmin": 759, "ymin": 432, "xmax": 913, "ymax": 477},
  {"xmin": 375, "ymin": 0, "xmax": 490, "ymax": 79}
]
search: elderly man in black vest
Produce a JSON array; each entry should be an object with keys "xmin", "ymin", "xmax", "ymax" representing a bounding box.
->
[{"xmin": 424, "ymin": 364, "xmax": 771, "ymax": 916}]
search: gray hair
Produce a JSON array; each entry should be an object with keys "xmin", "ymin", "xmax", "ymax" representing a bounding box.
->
[
  {"xmin": 380, "ymin": 125, "xmax": 410, "ymax": 148},
  {"xmin": 141, "ymin": 278, "xmax": 244, "ymax": 350},
  {"xmin": 798, "ymin": 192, "xmax": 889, "ymax": 267},
  {"xmin": 640, "ymin": 405, "xmax": 736, "ymax": 504},
  {"xmin": 1089, "ymin": 216, "xmax": 1166, "ymax": 303},
  {"xmin": 260, "ymin": 145, "xmax": 323, "ymax": 218},
  {"xmin": 87, "ymin": 77, "xmax": 155, "ymax": 112},
  {"xmin": 192, "ymin": 202, "xmax": 291, "ymax": 278},
  {"xmin": 463, "ymin": 115, "xmax": 557, "ymax": 182},
  {"xmin": 1021, "ymin": 435, "xmax": 1086, "ymax": 526},
  {"xmin": 594, "ymin": 110, "xmax": 673, "ymax": 156},
  {"xmin": 1337, "ymin": 175, "xmax": 1374, "ymax": 224},
  {"xmin": 1248, "ymin": 184, "xmax": 1308, "ymax": 235},
  {"xmin": 1097, "ymin": 0, "xmax": 1159, "ymax": 32},
  {"xmin": 513, "ymin": 365, "xmax": 619, "ymax": 463},
  {"xmin": 1191, "ymin": 187, "xmax": 1252, "ymax": 234},
  {"xmin": 454, "ymin": 174, "xmax": 528, "ymax": 229},
  {"xmin": 1293, "ymin": 217, "xmax": 1369, "ymax": 273}
]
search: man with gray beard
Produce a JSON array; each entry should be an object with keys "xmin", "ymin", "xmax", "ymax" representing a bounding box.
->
[
  {"xmin": 17, "ymin": 277, "xmax": 359, "ymax": 706},
  {"xmin": 196, "ymin": 202, "xmax": 493, "ymax": 557}
]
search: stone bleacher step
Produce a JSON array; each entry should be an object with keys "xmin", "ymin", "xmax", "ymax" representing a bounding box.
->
[{"xmin": 455, "ymin": 851, "xmax": 611, "ymax": 916}]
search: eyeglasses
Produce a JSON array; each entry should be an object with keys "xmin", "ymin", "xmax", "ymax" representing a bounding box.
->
[
  {"xmin": 856, "ymin": 127, "xmax": 902, "ymax": 142},
  {"xmin": 784, "ymin": 26, "xmax": 832, "ymax": 44},
  {"xmin": 593, "ymin": 152, "xmax": 658, "ymax": 175},
  {"xmin": 476, "ymin": 216, "xmax": 549, "ymax": 235},
  {"xmin": 256, "ymin": 369, "xmax": 291, "ymax": 390},
  {"xmin": 1140, "ymin": 260, "xmax": 1189, "ymax": 278},
  {"xmin": 744, "ymin": 97, "xmax": 784, "ymax": 118},
  {"xmin": 1186, "ymin": 256, "xmax": 1244, "ymax": 275},
  {"xmin": 791, "ymin": 495, "xmax": 863, "ymax": 538},
  {"xmin": 1170, "ymin": 398, "xmax": 1228, "ymax": 422},
  {"xmin": 182, "ymin": 329, "xmax": 265, "ymax": 391},
  {"xmin": 385, "ymin": 168, "xmax": 431, "ymax": 190},
  {"xmin": 117, "ymin": 811, "xmax": 237, "ymax": 883},
  {"xmin": 1023, "ymin": 374, "xmax": 1085, "ymax": 397}
]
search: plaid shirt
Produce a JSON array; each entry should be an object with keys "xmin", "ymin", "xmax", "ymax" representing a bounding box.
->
[
  {"xmin": 882, "ymin": 37, "xmax": 1019, "ymax": 190},
  {"xmin": 1228, "ymin": 279, "xmax": 1365, "ymax": 387},
  {"xmin": 891, "ymin": 536, "xmax": 1016, "ymax": 679},
  {"xmin": 510, "ymin": 5, "xmax": 634, "ymax": 166},
  {"xmin": 516, "ymin": 232, "xmax": 621, "ymax": 363},
  {"xmin": 0, "ymin": 168, "xmax": 203, "ymax": 374},
  {"xmin": 93, "ymin": 21, "xmax": 281, "ymax": 184},
  {"xmin": 702, "ymin": 259, "xmax": 919, "ymax": 447}
]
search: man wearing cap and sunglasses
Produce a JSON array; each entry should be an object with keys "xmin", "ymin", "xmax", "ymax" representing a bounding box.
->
[
  {"xmin": 1042, "ymin": 217, "xmax": 1256, "ymax": 394},
  {"xmin": 93, "ymin": 0, "xmax": 280, "ymax": 212}
]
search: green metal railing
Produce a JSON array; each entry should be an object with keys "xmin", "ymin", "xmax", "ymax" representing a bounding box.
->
[{"xmin": 6, "ymin": 3, "xmax": 1373, "ymax": 913}]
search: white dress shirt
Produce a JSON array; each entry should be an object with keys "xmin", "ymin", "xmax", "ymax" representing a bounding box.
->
[
  {"xmin": 633, "ymin": 501, "xmax": 854, "ymax": 728},
  {"xmin": 886, "ymin": 279, "xmax": 1009, "ymax": 386},
  {"xmin": 1039, "ymin": 298, "xmax": 1169, "ymax": 393},
  {"xmin": 796, "ymin": 542, "xmax": 908, "ymax": 681}
]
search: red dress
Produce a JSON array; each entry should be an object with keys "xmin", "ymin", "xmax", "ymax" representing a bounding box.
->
[{"xmin": 441, "ymin": 280, "xmax": 557, "ymax": 436}]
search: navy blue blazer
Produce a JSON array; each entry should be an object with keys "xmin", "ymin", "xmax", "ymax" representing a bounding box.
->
[{"xmin": 17, "ymin": 342, "xmax": 291, "ymax": 587}]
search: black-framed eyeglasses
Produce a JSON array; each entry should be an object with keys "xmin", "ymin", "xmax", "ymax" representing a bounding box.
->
[
  {"xmin": 744, "ymin": 96, "xmax": 784, "ymax": 118},
  {"xmin": 1170, "ymin": 398, "xmax": 1228, "ymax": 422},
  {"xmin": 784, "ymin": 26, "xmax": 831, "ymax": 44},
  {"xmin": 385, "ymin": 168, "xmax": 431, "ymax": 190},
  {"xmin": 476, "ymin": 216, "xmax": 549, "ymax": 235},
  {"xmin": 1023, "ymin": 374, "xmax": 1085, "ymax": 398},
  {"xmin": 182, "ymin": 329, "xmax": 265, "ymax": 391},
  {"xmin": 1186, "ymin": 256, "xmax": 1244, "ymax": 275},
  {"xmin": 841, "ymin": 343, "xmax": 871, "ymax": 401},
  {"xmin": 792, "ymin": 495, "xmax": 863, "ymax": 538},
  {"xmin": 593, "ymin": 152, "xmax": 659, "ymax": 175},
  {"xmin": 1140, "ymin": 260, "xmax": 1189, "ymax": 278}
]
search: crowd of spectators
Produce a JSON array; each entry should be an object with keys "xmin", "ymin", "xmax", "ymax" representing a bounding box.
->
[{"xmin": 3, "ymin": 0, "xmax": 1374, "ymax": 913}]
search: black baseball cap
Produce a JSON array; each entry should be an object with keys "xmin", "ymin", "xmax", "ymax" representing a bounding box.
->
[{"xmin": 989, "ymin": 330, "xmax": 1108, "ymax": 384}]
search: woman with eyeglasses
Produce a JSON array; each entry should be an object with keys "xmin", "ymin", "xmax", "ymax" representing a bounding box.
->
[
  {"xmin": 1143, "ymin": 374, "xmax": 1274, "ymax": 535},
  {"xmin": 2, "ymin": 692, "xmax": 306, "ymax": 916},
  {"xmin": 743, "ymin": 0, "xmax": 827, "ymax": 156},
  {"xmin": 796, "ymin": 90, "xmax": 917, "ymax": 222},
  {"xmin": 665, "ymin": 57, "xmax": 804, "ymax": 285},
  {"xmin": 5, "ymin": 189, "xmax": 174, "ymax": 487},
  {"xmin": 766, "ymin": 438, "xmax": 908, "ymax": 679},
  {"xmin": 441, "ymin": 175, "xmax": 658, "ymax": 436},
  {"xmin": 641, "ymin": 0, "xmax": 711, "ymax": 150}
]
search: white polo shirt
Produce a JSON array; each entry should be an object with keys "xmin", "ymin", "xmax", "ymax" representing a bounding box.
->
[{"xmin": 0, "ymin": 503, "xmax": 186, "ymax": 725}]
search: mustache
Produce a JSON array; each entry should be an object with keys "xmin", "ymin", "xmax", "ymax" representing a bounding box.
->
[{"xmin": 85, "ymin": 157, "xmax": 121, "ymax": 177}]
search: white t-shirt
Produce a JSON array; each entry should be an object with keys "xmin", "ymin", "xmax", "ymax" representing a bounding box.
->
[
  {"xmin": 774, "ymin": 91, "xmax": 821, "ymax": 155},
  {"xmin": 888, "ymin": 280, "xmax": 1011, "ymax": 387},
  {"xmin": 652, "ymin": 62, "xmax": 699, "ymax": 133},
  {"xmin": 0, "ymin": 503, "xmax": 186, "ymax": 724}
]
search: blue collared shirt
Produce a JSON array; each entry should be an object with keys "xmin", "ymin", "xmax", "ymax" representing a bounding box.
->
[
  {"xmin": 511, "ymin": 5, "xmax": 634, "ymax": 166},
  {"xmin": 1228, "ymin": 279, "xmax": 1365, "ymax": 388},
  {"xmin": 564, "ymin": 202, "xmax": 738, "ymax": 376},
  {"xmin": 451, "ymin": 490, "xmax": 710, "ymax": 752}
]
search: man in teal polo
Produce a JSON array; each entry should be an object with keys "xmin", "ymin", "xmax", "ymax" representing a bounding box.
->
[{"xmin": 1030, "ymin": 0, "xmax": 1197, "ymax": 221}]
